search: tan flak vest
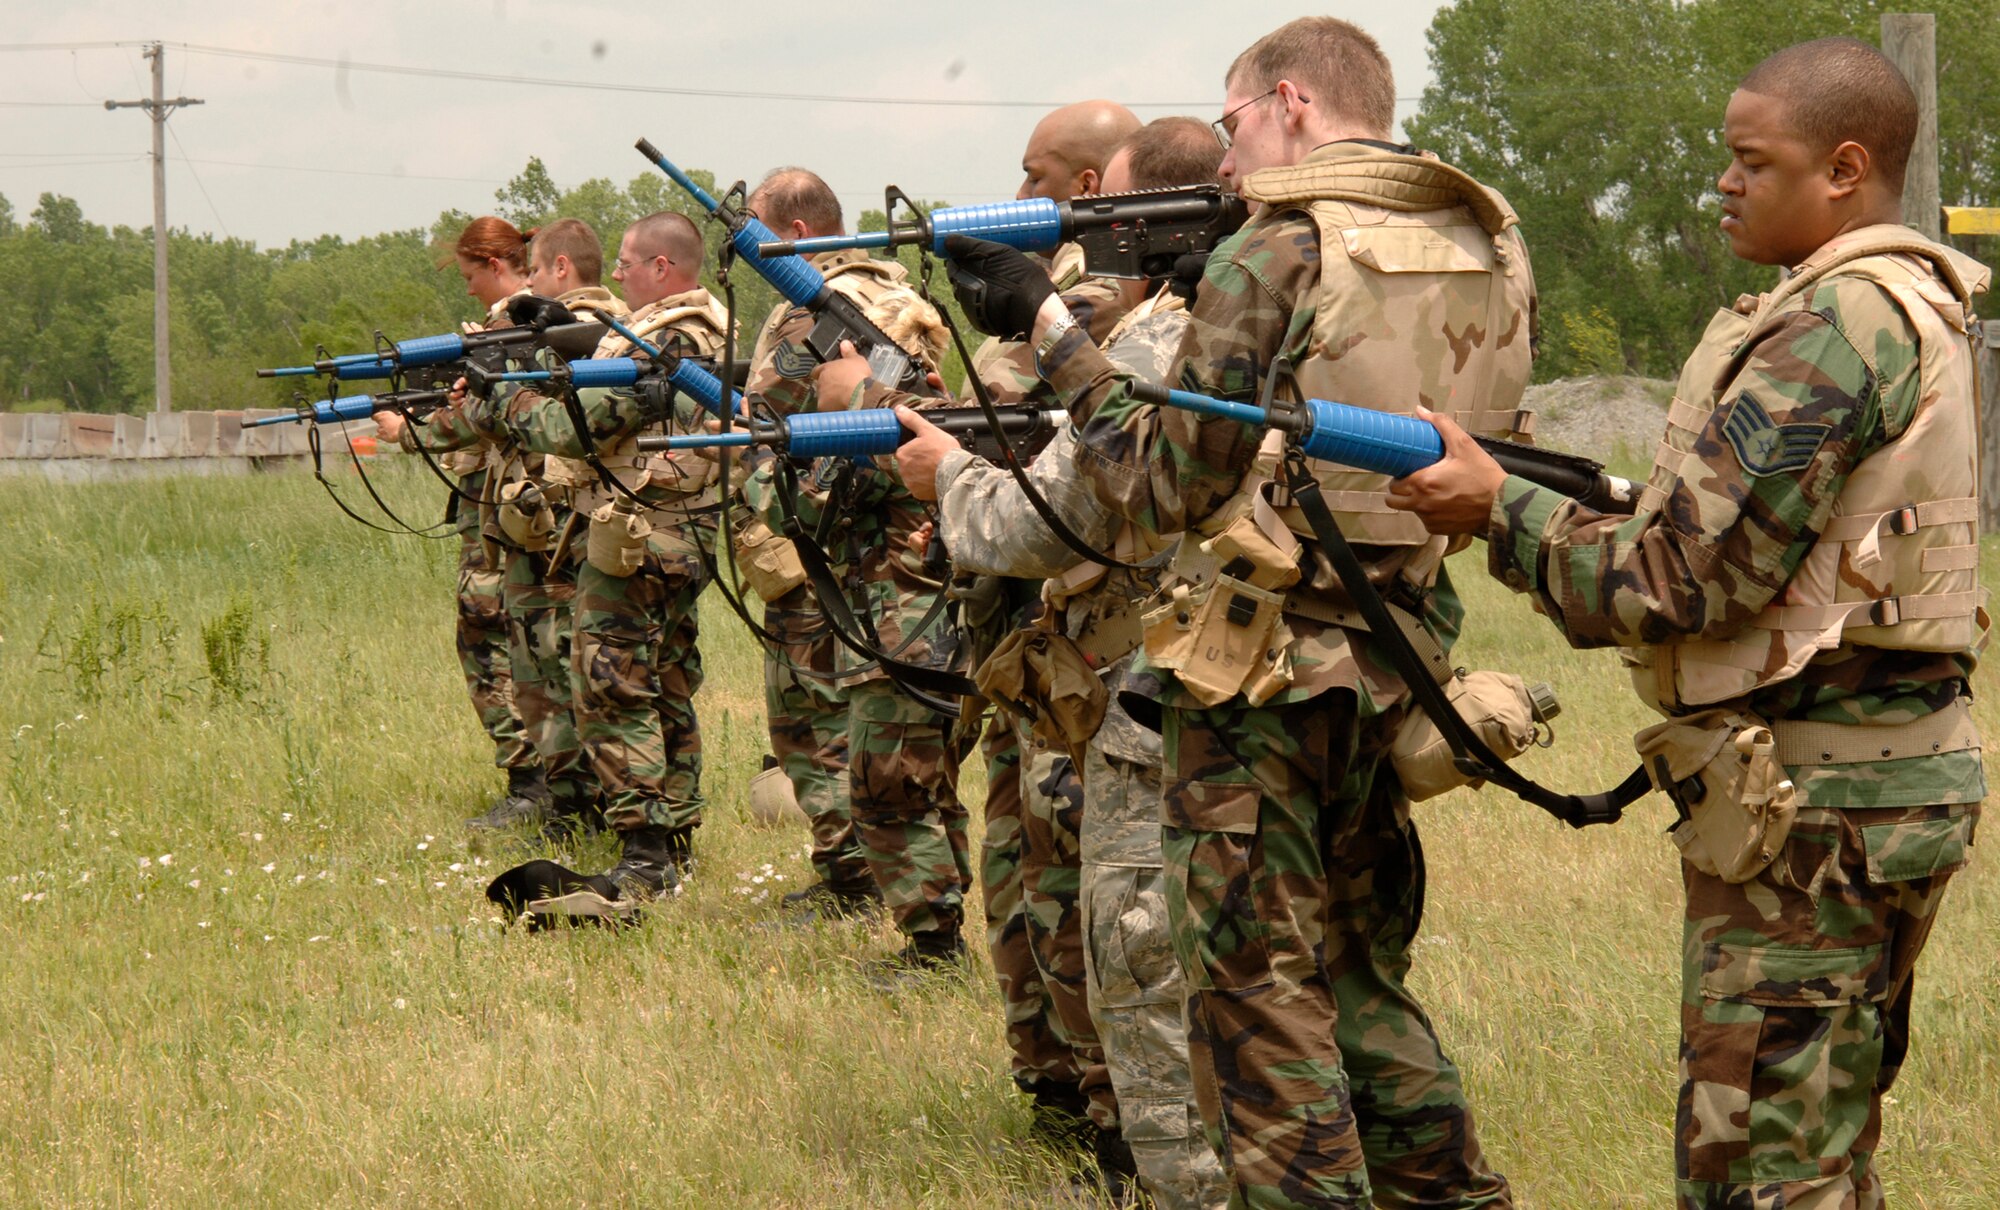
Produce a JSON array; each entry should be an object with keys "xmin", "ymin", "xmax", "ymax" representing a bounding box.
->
[
  {"xmin": 1628, "ymin": 225, "xmax": 1991, "ymax": 713},
  {"xmin": 748, "ymin": 248, "xmax": 923, "ymax": 375},
  {"xmin": 439, "ymin": 287, "xmax": 533, "ymax": 476},
  {"xmin": 542, "ymin": 288, "xmax": 731, "ymax": 514},
  {"xmin": 1220, "ymin": 144, "xmax": 1537, "ymax": 596}
]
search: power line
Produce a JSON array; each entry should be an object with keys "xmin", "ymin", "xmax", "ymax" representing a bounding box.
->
[
  {"xmin": 0, "ymin": 100, "xmax": 104, "ymax": 108},
  {"xmin": 177, "ymin": 156, "xmax": 509, "ymax": 186},
  {"xmin": 165, "ymin": 125, "xmax": 230, "ymax": 239}
]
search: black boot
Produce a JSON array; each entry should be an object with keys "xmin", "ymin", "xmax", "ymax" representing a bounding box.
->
[
  {"xmin": 861, "ymin": 912, "xmax": 966, "ymax": 989},
  {"xmin": 781, "ymin": 873, "xmax": 883, "ymax": 920},
  {"xmin": 1025, "ymin": 1079, "xmax": 1095, "ymax": 1155},
  {"xmin": 465, "ymin": 765, "xmax": 553, "ymax": 831},
  {"xmin": 604, "ymin": 824, "xmax": 689, "ymax": 902},
  {"xmin": 537, "ymin": 785, "xmax": 606, "ymax": 845},
  {"xmin": 1093, "ymin": 1125, "xmax": 1140, "ymax": 1205}
]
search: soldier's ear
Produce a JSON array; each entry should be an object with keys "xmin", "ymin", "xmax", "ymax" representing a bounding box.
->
[
  {"xmin": 1076, "ymin": 167, "xmax": 1101, "ymax": 196},
  {"xmin": 1826, "ymin": 140, "xmax": 1870, "ymax": 200}
]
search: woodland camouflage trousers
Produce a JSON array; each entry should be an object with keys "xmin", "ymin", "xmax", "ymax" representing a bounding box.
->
[
  {"xmin": 849, "ymin": 679, "xmax": 970, "ymax": 938},
  {"xmin": 1675, "ymin": 800, "xmax": 1976, "ymax": 1208},
  {"xmin": 455, "ymin": 515, "xmax": 533, "ymax": 773},
  {"xmin": 571, "ymin": 515, "xmax": 711, "ymax": 834},
  {"xmin": 763, "ymin": 586, "xmax": 859, "ymax": 885},
  {"xmin": 501, "ymin": 543, "xmax": 594, "ymax": 810},
  {"xmin": 1162, "ymin": 689, "xmax": 1511, "ymax": 1210}
]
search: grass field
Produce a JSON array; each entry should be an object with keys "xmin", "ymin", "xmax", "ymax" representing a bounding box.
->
[{"xmin": 0, "ymin": 461, "xmax": 1992, "ymax": 1208}]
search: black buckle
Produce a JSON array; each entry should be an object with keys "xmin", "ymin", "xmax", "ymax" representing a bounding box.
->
[
  {"xmin": 1886, "ymin": 506, "xmax": 1921, "ymax": 536},
  {"xmin": 1866, "ymin": 597, "xmax": 1902, "ymax": 626}
]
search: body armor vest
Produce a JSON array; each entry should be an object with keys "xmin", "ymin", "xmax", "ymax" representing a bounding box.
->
[
  {"xmin": 1628, "ymin": 225, "xmax": 1990, "ymax": 712},
  {"xmin": 1222, "ymin": 145, "xmax": 1537, "ymax": 594},
  {"xmin": 438, "ymin": 287, "xmax": 531, "ymax": 476}
]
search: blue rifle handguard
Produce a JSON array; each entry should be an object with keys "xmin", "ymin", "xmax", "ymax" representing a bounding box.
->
[
  {"xmin": 782, "ymin": 198, "xmax": 1066, "ymax": 258},
  {"xmin": 241, "ymin": 394, "xmax": 379, "ymax": 428}
]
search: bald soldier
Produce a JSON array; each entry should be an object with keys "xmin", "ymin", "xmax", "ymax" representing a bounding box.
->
[
  {"xmin": 1018, "ymin": 99, "xmax": 1145, "ymax": 202},
  {"xmin": 1391, "ymin": 38, "xmax": 1987, "ymax": 1207}
]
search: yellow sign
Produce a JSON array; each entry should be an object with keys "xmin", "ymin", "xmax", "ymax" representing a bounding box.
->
[{"xmin": 1944, "ymin": 207, "xmax": 2000, "ymax": 236}]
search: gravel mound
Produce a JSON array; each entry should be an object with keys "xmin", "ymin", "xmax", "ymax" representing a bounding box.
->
[{"xmin": 1523, "ymin": 375, "xmax": 1673, "ymax": 462}]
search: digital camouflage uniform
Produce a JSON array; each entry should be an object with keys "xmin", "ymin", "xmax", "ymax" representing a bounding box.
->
[
  {"xmin": 742, "ymin": 255, "xmax": 971, "ymax": 943},
  {"xmin": 485, "ymin": 290, "xmax": 730, "ymax": 835},
  {"xmin": 414, "ymin": 284, "xmax": 630, "ymax": 819},
  {"xmin": 949, "ymin": 248, "xmax": 1138, "ymax": 1130},
  {"xmin": 1484, "ymin": 226, "xmax": 1988, "ymax": 1208},
  {"xmin": 938, "ymin": 297, "xmax": 1231, "ymax": 1210},
  {"xmin": 410, "ymin": 291, "xmax": 535, "ymax": 776},
  {"xmin": 1039, "ymin": 143, "xmax": 1528, "ymax": 1209}
]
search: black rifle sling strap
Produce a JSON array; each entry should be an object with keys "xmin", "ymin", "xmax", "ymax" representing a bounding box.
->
[{"xmin": 1278, "ymin": 447, "xmax": 1643, "ymax": 829}]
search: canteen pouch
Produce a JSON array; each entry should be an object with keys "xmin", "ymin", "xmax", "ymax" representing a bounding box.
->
[
  {"xmin": 974, "ymin": 627, "xmax": 1109, "ymax": 767},
  {"xmin": 1635, "ymin": 709, "xmax": 1798, "ymax": 883},
  {"xmin": 747, "ymin": 762, "xmax": 805, "ymax": 827},
  {"xmin": 495, "ymin": 480, "xmax": 555, "ymax": 552},
  {"xmin": 585, "ymin": 502, "xmax": 651, "ymax": 579},
  {"xmin": 1389, "ymin": 670, "xmax": 1548, "ymax": 802},
  {"xmin": 1142, "ymin": 575, "xmax": 1294, "ymax": 708},
  {"xmin": 732, "ymin": 515, "xmax": 809, "ymax": 602}
]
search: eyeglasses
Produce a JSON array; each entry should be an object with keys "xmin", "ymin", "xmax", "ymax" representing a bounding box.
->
[
  {"xmin": 614, "ymin": 255, "xmax": 662, "ymax": 274},
  {"xmin": 1212, "ymin": 87, "xmax": 1304, "ymax": 150}
]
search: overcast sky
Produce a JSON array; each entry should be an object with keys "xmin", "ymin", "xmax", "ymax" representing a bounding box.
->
[{"xmin": 0, "ymin": 2, "xmax": 1447, "ymax": 248}]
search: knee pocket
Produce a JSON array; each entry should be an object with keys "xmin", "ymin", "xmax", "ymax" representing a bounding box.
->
[
  {"xmin": 575, "ymin": 633, "xmax": 658, "ymax": 709},
  {"xmin": 1087, "ymin": 867, "xmax": 1183, "ymax": 1010}
]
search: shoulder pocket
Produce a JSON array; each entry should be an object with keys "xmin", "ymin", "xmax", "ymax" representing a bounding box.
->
[{"xmin": 1341, "ymin": 224, "xmax": 1492, "ymax": 275}]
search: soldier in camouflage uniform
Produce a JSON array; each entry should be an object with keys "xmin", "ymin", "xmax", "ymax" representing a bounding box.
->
[
  {"xmin": 420, "ymin": 218, "xmax": 541, "ymax": 815},
  {"xmin": 945, "ymin": 19, "xmax": 1526, "ymax": 1208},
  {"xmin": 894, "ymin": 119, "xmax": 1235, "ymax": 1210},
  {"xmin": 738, "ymin": 241, "xmax": 973, "ymax": 973},
  {"xmin": 1391, "ymin": 39, "xmax": 1986, "ymax": 1208},
  {"xmin": 481, "ymin": 211, "xmax": 731, "ymax": 912},
  {"xmin": 391, "ymin": 219, "xmax": 629, "ymax": 835}
]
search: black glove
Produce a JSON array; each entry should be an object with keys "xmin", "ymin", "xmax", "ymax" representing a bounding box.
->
[
  {"xmin": 507, "ymin": 294, "xmax": 578, "ymax": 332},
  {"xmin": 1165, "ymin": 252, "xmax": 1208, "ymax": 306},
  {"xmin": 943, "ymin": 235, "xmax": 1055, "ymax": 341}
]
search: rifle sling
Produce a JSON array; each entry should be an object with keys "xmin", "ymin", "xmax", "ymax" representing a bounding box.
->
[{"xmin": 1279, "ymin": 449, "xmax": 1641, "ymax": 829}]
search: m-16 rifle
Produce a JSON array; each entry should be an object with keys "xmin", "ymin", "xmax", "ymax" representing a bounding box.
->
[
  {"xmin": 241, "ymin": 386, "xmax": 453, "ymax": 429},
  {"xmin": 634, "ymin": 138, "xmax": 941, "ymax": 397},
  {"xmin": 634, "ymin": 404, "xmax": 1064, "ymax": 464},
  {"xmin": 757, "ymin": 185, "xmax": 1251, "ymax": 282},
  {"xmin": 1137, "ymin": 383, "xmax": 1640, "ymax": 515},
  {"xmin": 255, "ymin": 306, "xmax": 608, "ymax": 384}
]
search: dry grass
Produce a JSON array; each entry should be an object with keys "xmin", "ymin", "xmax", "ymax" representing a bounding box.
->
[{"xmin": 0, "ymin": 462, "xmax": 1991, "ymax": 1207}]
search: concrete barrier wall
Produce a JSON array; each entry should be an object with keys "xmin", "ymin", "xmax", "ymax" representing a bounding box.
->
[{"xmin": 0, "ymin": 409, "xmax": 393, "ymax": 476}]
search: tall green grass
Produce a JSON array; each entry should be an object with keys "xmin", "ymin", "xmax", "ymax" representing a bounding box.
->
[{"xmin": 0, "ymin": 463, "xmax": 1990, "ymax": 1206}]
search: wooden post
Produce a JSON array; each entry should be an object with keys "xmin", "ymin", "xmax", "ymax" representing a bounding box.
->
[
  {"xmin": 1882, "ymin": 14, "xmax": 1941, "ymax": 241},
  {"xmin": 1982, "ymin": 322, "xmax": 2000, "ymax": 534}
]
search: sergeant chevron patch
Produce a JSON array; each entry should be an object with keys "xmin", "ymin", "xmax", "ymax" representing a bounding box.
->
[
  {"xmin": 772, "ymin": 341, "xmax": 817, "ymax": 380},
  {"xmin": 1722, "ymin": 391, "xmax": 1829, "ymax": 476}
]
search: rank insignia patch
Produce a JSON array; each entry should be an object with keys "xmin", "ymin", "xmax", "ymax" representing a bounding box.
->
[
  {"xmin": 1722, "ymin": 392, "xmax": 1829, "ymax": 476},
  {"xmin": 772, "ymin": 341, "xmax": 816, "ymax": 380}
]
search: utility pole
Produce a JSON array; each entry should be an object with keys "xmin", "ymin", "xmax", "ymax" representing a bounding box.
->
[
  {"xmin": 1881, "ymin": 14, "xmax": 1940, "ymax": 241},
  {"xmin": 105, "ymin": 43, "xmax": 203, "ymax": 413}
]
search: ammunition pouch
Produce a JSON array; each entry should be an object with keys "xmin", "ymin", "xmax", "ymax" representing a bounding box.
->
[
  {"xmin": 1635, "ymin": 709, "xmax": 1798, "ymax": 883},
  {"xmin": 732, "ymin": 515, "xmax": 809, "ymax": 603},
  {"xmin": 974, "ymin": 627, "xmax": 1109, "ymax": 766},
  {"xmin": 1141, "ymin": 575, "xmax": 1295, "ymax": 708},
  {"xmin": 585, "ymin": 503, "xmax": 652, "ymax": 579},
  {"xmin": 1390, "ymin": 671, "xmax": 1556, "ymax": 802},
  {"xmin": 495, "ymin": 480, "xmax": 555, "ymax": 553}
]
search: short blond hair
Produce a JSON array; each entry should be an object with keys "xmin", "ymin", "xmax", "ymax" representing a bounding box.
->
[{"xmin": 1228, "ymin": 17, "xmax": 1395, "ymax": 139}]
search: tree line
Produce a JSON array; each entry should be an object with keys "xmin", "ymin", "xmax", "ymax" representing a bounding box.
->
[{"xmin": 3, "ymin": 0, "xmax": 1996, "ymax": 413}]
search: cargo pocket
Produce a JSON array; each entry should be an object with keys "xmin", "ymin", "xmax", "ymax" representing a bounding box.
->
[
  {"xmin": 1161, "ymin": 779, "xmax": 1267, "ymax": 993},
  {"xmin": 1860, "ymin": 806, "xmax": 1975, "ymax": 885},
  {"xmin": 1086, "ymin": 866, "xmax": 1180, "ymax": 1012},
  {"xmin": 1693, "ymin": 938, "xmax": 1890, "ymax": 1184}
]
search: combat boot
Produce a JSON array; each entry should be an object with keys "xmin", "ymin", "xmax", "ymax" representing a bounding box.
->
[
  {"xmin": 1025, "ymin": 1079, "xmax": 1095, "ymax": 1155},
  {"xmin": 781, "ymin": 873, "xmax": 883, "ymax": 920},
  {"xmin": 465, "ymin": 765, "xmax": 553, "ymax": 831},
  {"xmin": 537, "ymin": 787, "xmax": 606, "ymax": 845},
  {"xmin": 861, "ymin": 912, "xmax": 967, "ymax": 990},
  {"xmin": 1092, "ymin": 1126, "xmax": 1140, "ymax": 1205},
  {"xmin": 603, "ymin": 824, "xmax": 689, "ymax": 902}
]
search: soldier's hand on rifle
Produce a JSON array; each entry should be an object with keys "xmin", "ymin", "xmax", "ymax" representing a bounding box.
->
[
  {"xmin": 943, "ymin": 235, "xmax": 1057, "ymax": 341},
  {"xmin": 812, "ymin": 341, "xmax": 872, "ymax": 411},
  {"xmin": 1385, "ymin": 408, "xmax": 1508, "ymax": 536},
  {"xmin": 372, "ymin": 407, "xmax": 407, "ymax": 443},
  {"xmin": 890, "ymin": 405, "xmax": 958, "ymax": 502}
]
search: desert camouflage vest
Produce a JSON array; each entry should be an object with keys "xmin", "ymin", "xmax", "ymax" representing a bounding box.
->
[
  {"xmin": 1630, "ymin": 225, "xmax": 1990, "ymax": 712},
  {"xmin": 492, "ymin": 286, "xmax": 630, "ymax": 494},
  {"xmin": 544, "ymin": 289, "xmax": 730, "ymax": 509},
  {"xmin": 748, "ymin": 248, "xmax": 922, "ymax": 393},
  {"xmin": 1228, "ymin": 144, "xmax": 1536, "ymax": 591},
  {"xmin": 439, "ymin": 287, "xmax": 534, "ymax": 476}
]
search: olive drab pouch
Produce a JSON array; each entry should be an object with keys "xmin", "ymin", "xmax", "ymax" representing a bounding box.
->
[
  {"xmin": 974, "ymin": 627, "xmax": 1108, "ymax": 767},
  {"xmin": 585, "ymin": 502, "xmax": 651, "ymax": 579},
  {"xmin": 1390, "ymin": 671, "xmax": 1556, "ymax": 802},
  {"xmin": 1635, "ymin": 709, "xmax": 1798, "ymax": 883},
  {"xmin": 495, "ymin": 480, "xmax": 555, "ymax": 553},
  {"xmin": 731, "ymin": 516, "xmax": 808, "ymax": 602}
]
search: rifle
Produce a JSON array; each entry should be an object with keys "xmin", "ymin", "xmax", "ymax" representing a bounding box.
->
[
  {"xmin": 1136, "ymin": 383, "xmax": 1640, "ymax": 515},
  {"xmin": 255, "ymin": 318, "xmax": 608, "ymax": 382},
  {"xmin": 634, "ymin": 404, "xmax": 1064, "ymax": 462},
  {"xmin": 757, "ymin": 185, "xmax": 1251, "ymax": 281},
  {"xmin": 633, "ymin": 138, "xmax": 940, "ymax": 396},
  {"xmin": 242, "ymin": 386, "xmax": 452, "ymax": 429}
]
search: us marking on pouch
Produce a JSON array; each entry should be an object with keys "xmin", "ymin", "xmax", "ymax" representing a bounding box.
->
[{"xmin": 1721, "ymin": 392, "xmax": 1830, "ymax": 476}]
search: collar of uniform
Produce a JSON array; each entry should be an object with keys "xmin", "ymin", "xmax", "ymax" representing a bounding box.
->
[
  {"xmin": 556, "ymin": 284, "xmax": 620, "ymax": 309},
  {"xmin": 629, "ymin": 287, "xmax": 713, "ymax": 323}
]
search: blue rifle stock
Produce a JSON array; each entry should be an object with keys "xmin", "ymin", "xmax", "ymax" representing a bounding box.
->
[
  {"xmin": 758, "ymin": 185, "xmax": 1250, "ymax": 281},
  {"xmin": 242, "ymin": 386, "xmax": 452, "ymax": 429},
  {"xmin": 633, "ymin": 138, "xmax": 938, "ymax": 396},
  {"xmin": 255, "ymin": 320, "xmax": 608, "ymax": 382},
  {"xmin": 633, "ymin": 405, "xmax": 1064, "ymax": 461},
  {"xmin": 1132, "ymin": 382, "xmax": 1640, "ymax": 515}
]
